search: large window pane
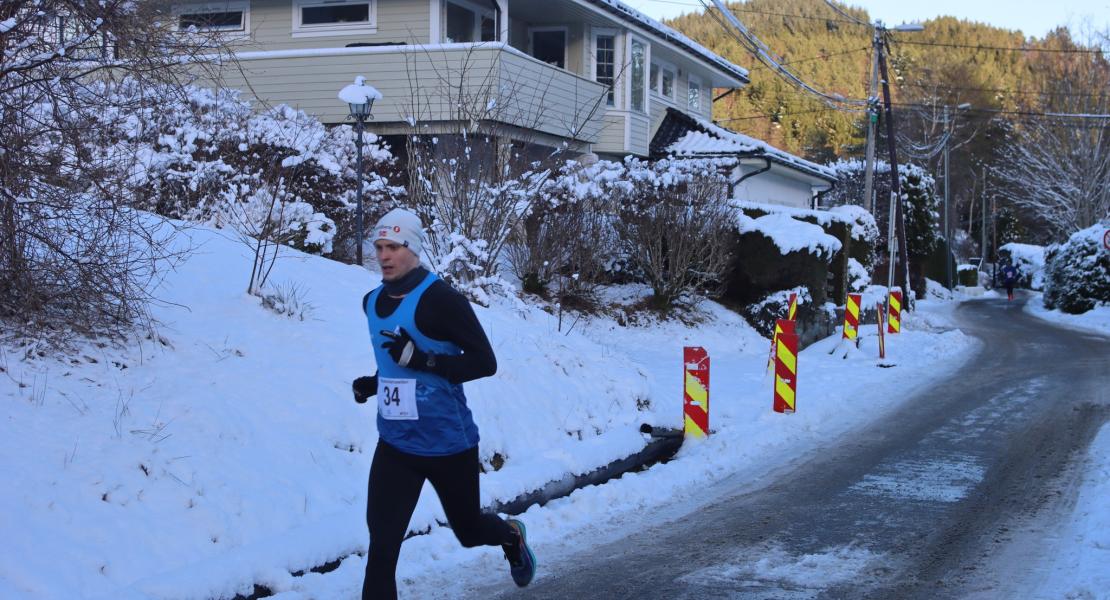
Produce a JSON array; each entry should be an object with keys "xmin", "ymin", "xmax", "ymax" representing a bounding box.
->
[
  {"xmin": 445, "ymin": 2, "xmax": 475, "ymax": 42},
  {"xmin": 480, "ymin": 15, "xmax": 496, "ymax": 41},
  {"xmin": 595, "ymin": 35, "xmax": 615, "ymax": 106},
  {"xmin": 179, "ymin": 11, "xmax": 243, "ymax": 31},
  {"xmin": 630, "ymin": 40, "xmax": 645, "ymax": 112},
  {"xmin": 302, "ymin": 3, "xmax": 369, "ymax": 25},
  {"xmin": 532, "ymin": 30, "xmax": 566, "ymax": 68}
]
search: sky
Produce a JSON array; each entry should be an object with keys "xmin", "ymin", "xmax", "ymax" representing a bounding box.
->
[{"xmin": 622, "ymin": 0, "xmax": 1110, "ymax": 39}]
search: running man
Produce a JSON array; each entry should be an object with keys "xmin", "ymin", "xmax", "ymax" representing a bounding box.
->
[
  {"xmin": 1001, "ymin": 263, "xmax": 1019, "ymax": 301},
  {"xmin": 351, "ymin": 208, "xmax": 536, "ymax": 599}
]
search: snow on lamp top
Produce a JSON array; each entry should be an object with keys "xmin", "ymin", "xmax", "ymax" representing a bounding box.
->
[{"xmin": 338, "ymin": 76, "xmax": 382, "ymax": 118}]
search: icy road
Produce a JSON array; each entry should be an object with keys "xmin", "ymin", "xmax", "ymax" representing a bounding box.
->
[{"xmin": 491, "ymin": 296, "xmax": 1110, "ymax": 599}]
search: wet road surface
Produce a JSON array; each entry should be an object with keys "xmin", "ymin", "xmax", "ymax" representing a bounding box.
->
[{"xmin": 492, "ymin": 296, "xmax": 1110, "ymax": 599}]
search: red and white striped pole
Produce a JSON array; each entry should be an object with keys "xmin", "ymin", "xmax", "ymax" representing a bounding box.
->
[
  {"xmin": 683, "ymin": 347, "xmax": 710, "ymax": 438},
  {"xmin": 773, "ymin": 320, "xmax": 798, "ymax": 414}
]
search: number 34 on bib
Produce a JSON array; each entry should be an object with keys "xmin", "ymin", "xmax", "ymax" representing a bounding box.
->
[{"xmin": 378, "ymin": 378, "xmax": 419, "ymax": 420}]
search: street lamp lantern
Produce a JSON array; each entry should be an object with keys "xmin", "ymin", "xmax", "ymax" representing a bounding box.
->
[
  {"xmin": 892, "ymin": 23, "xmax": 925, "ymax": 32},
  {"xmin": 339, "ymin": 75, "xmax": 381, "ymax": 121},
  {"xmin": 337, "ymin": 76, "xmax": 383, "ymax": 267}
]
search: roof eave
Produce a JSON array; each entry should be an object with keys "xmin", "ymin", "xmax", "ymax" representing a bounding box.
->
[{"xmin": 576, "ymin": 0, "xmax": 750, "ymax": 86}]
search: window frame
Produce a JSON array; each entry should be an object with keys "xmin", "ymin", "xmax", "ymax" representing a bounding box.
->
[
  {"xmin": 528, "ymin": 25, "xmax": 569, "ymax": 69},
  {"xmin": 591, "ymin": 27, "xmax": 619, "ymax": 108},
  {"xmin": 291, "ymin": 0, "xmax": 376, "ymax": 39},
  {"xmin": 628, "ymin": 36, "xmax": 648, "ymax": 113},
  {"xmin": 688, "ymin": 75, "xmax": 703, "ymax": 112},
  {"xmin": 650, "ymin": 59, "xmax": 676, "ymax": 101},
  {"xmin": 442, "ymin": 0, "xmax": 499, "ymax": 43},
  {"xmin": 174, "ymin": 1, "xmax": 250, "ymax": 38}
]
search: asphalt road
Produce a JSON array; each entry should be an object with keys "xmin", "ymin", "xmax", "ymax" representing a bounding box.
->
[{"xmin": 493, "ymin": 295, "xmax": 1110, "ymax": 599}]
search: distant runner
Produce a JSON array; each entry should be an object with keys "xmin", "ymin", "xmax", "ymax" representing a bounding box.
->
[
  {"xmin": 352, "ymin": 208, "xmax": 536, "ymax": 599},
  {"xmin": 1000, "ymin": 263, "xmax": 1019, "ymax": 301}
]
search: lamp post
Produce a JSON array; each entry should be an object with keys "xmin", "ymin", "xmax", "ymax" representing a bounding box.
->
[
  {"xmin": 943, "ymin": 102, "xmax": 971, "ymax": 290},
  {"xmin": 338, "ymin": 76, "xmax": 382, "ymax": 266}
]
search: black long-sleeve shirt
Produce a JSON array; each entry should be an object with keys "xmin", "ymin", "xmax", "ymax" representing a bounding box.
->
[{"xmin": 363, "ymin": 269, "xmax": 497, "ymax": 385}]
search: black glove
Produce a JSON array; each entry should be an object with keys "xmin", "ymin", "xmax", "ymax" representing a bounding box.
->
[
  {"xmin": 352, "ymin": 375, "xmax": 378, "ymax": 404},
  {"xmin": 380, "ymin": 327, "xmax": 435, "ymax": 371}
]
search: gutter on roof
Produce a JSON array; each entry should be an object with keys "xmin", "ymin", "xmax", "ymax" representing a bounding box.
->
[
  {"xmin": 731, "ymin": 156, "xmax": 772, "ymax": 196},
  {"xmin": 754, "ymin": 152, "xmax": 837, "ymax": 184}
]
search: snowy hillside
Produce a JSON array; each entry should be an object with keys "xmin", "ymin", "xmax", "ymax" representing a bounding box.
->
[{"xmin": 1, "ymin": 220, "xmax": 979, "ymax": 599}]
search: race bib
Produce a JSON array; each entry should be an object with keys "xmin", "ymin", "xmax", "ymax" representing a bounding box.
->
[{"xmin": 378, "ymin": 378, "xmax": 418, "ymax": 420}]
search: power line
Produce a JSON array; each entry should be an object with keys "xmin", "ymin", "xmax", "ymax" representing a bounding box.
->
[
  {"xmin": 714, "ymin": 102, "xmax": 1109, "ymax": 125},
  {"xmin": 897, "ymin": 39, "xmax": 1107, "ymax": 54},
  {"xmin": 747, "ymin": 46, "xmax": 870, "ymax": 71},
  {"xmin": 641, "ymin": 0, "xmax": 868, "ymax": 26},
  {"xmin": 896, "ymin": 81, "xmax": 1110, "ymax": 99},
  {"xmin": 715, "ymin": 106, "xmax": 852, "ymax": 122},
  {"xmin": 700, "ymin": 0, "xmax": 868, "ymax": 108}
]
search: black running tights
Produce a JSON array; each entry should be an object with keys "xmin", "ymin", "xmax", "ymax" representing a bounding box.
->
[{"xmin": 362, "ymin": 440, "xmax": 513, "ymax": 600}]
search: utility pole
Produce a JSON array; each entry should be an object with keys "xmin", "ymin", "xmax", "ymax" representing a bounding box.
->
[
  {"xmin": 861, "ymin": 28, "xmax": 881, "ymax": 214},
  {"xmin": 877, "ymin": 36, "xmax": 911, "ymax": 303},
  {"xmin": 943, "ymin": 105, "xmax": 951, "ymax": 290},
  {"xmin": 942, "ymin": 102, "xmax": 970, "ymax": 290},
  {"xmin": 981, "ymin": 167, "xmax": 988, "ymax": 265}
]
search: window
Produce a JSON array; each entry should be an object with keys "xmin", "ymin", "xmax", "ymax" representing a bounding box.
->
[
  {"xmin": 650, "ymin": 61, "xmax": 676, "ymax": 100},
  {"xmin": 444, "ymin": 0, "xmax": 497, "ymax": 43},
  {"xmin": 531, "ymin": 29, "xmax": 566, "ymax": 68},
  {"xmin": 293, "ymin": 0, "xmax": 375, "ymax": 37},
  {"xmin": 630, "ymin": 39, "xmax": 646, "ymax": 112},
  {"xmin": 594, "ymin": 33, "xmax": 615, "ymax": 107},
  {"xmin": 176, "ymin": 2, "xmax": 248, "ymax": 35},
  {"xmin": 688, "ymin": 77, "xmax": 702, "ymax": 111}
]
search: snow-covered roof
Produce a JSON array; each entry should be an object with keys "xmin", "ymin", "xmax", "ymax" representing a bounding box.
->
[
  {"xmin": 582, "ymin": 0, "xmax": 749, "ymax": 85},
  {"xmin": 666, "ymin": 113, "xmax": 837, "ymax": 181}
]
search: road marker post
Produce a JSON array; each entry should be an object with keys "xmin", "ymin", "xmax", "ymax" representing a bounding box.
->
[
  {"xmin": 876, "ymin": 302, "xmax": 887, "ymax": 359},
  {"xmin": 683, "ymin": 347, "xmax": 710, "ymax": 438},
  {"xmin": 887, "ymin": 290, "xmax": 902, "ymax": 334},
  {"xmin": 766, "ymin": 293, "xmax": 798, "ymax": 372},
  {"xmin": 842, "ymin": 293, "xmax": 862, "ymax": 342},
  {"xmin": 773, "ymin": 329, "xmax": 798, "ymax": 414}
]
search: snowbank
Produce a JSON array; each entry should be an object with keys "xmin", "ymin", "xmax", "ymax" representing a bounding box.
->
[
  {"xmin": 1032, "ymin": 423, "xmax": 1110, "ymax": 597},
  {"xmin": 0, "ymin": 219, "xmax": 979, "ymax": 600},
  {"xmin": 1024, "ymin": 294, "xmax": 1110, "ymax": 337}
]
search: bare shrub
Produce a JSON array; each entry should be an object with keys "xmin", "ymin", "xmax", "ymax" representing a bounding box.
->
[
  {"xmin": 0, "ymin": 0, "xmax": 230, "ymax": 340},
  {"xmin": 398, "ymin": 45, "xmax": 609, "ymax": 304},
  {"xmin": 611, "ymin": 160, "xmax": 735, "ymax": 311}
]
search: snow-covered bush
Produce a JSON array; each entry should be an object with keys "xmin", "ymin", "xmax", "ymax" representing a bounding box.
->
[
  {"xmin": 542, "ymin": 157, "xmax": 735, "ymax": 311},
  {"xmin": 0, "ymin": 1, "xmax": 229, "ymax": 338},
  {"xmin": 505, "ymin": 160, "xmax": 615, "ymax": 310},
  {"xmin": 847, "ymin": 258, "xmax": 870, "ymax": 293},
  {"xmin": 102, "ymin": 82, "xmax": 401, "ymax": 264},
  {"xmin": 824, "ymin": 159, "xmax": 941, "ymax": 296},
  {"xmin": 1042, "ymin": 224, "xmax": 1110, "ymax": 314},
  {"xmin": 998, "ymin": 243, "xmax": 1047, "ymax": 290},
  {"xmin": 404, "ymin": 135, "xmax": 554, "ymax": 303},
  {"xmin": 1003, "ymin": 242, "xmax": 1043, "ymax": 290},
  {"xmin": 740, "ymin": 286, "xmax": 810, "ymax": 336}
]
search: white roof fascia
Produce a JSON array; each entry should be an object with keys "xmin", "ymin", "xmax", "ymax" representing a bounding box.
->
[{"xmin": 568, "ymin": 0, "xmax": 749, "ymax": 88}]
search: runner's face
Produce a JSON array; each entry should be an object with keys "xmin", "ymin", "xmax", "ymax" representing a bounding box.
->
[{"xmin": 375, "ymin": 240, "xmax": 419, "ymax": 281}]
